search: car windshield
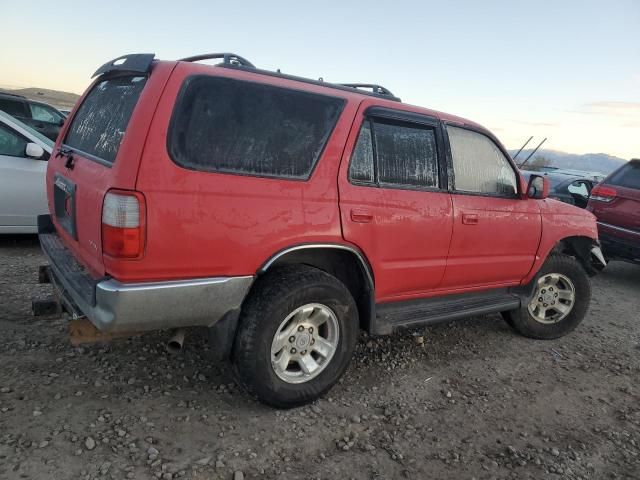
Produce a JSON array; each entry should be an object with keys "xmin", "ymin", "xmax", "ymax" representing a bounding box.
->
[{"xmin": 0, "ymin": 110, "xmax": 54, "ymax": 148}]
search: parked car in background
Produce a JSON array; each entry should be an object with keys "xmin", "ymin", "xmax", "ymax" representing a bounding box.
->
[
  {"xmin": 36, "ymin": 52, "xmax": 605, "ymax": 407},
  {"xmin": 0, "ymin": 92, "xmax": 66, "ymax": 141},
  {"xmin": 520, "ymin": 170, "xmax": 595, "ymax": 208},
  {"xmin": 0, "ymin": 110, "xmax": 53, "ymax": 233},
  {"xmin": 530, "ymin": 166, "xmax": 606, "ymax": 184},
  {"xmin": 587, "ymin": 159, "xmax": 640, "ymax": 264}
]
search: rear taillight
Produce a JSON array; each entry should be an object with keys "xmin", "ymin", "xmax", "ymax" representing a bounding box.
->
[
  {"xmin": 102, "ymin": 190, "xmax": 146, "ymax": 259},
  {"xmin": 590, "ymin": 185, "xmax": 617, "ymax": 203}
]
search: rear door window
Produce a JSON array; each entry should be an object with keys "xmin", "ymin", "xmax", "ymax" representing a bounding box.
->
[
  {"xmin": 167, "ymin": 76, "xmax": 345, "ymax": 179},
  {"xmin": 607, "ymin": 161, "xmax": 640, "ymax": 190},
  {"xmin": 64, "ymin": 75, "xmax": 147, "ymax": 165},
  {"xmin": 375, "ymin": 120, "xmax": 439, "ymax": 188},
  {"xmin": 348, "ymin": 117, "xmax": 440, "ymax": 189}
]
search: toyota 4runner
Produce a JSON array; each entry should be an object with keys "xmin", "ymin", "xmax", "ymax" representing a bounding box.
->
[{"xmin": 35, "ymin": 53, "xmax": 606, "ymax": 407}]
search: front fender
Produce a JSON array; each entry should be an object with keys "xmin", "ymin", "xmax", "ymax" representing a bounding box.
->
[{"xmin": 522, "ymin": 200, "xmax": 601, "ymax": 283}]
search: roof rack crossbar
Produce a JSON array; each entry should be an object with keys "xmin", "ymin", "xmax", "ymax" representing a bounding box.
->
[
  {"xmin": 338, "ymin": 83, "xmax": 397, "ymax": 98},
  {"xmin": 179, "ymin": 53, "xmax": 255, "ymax": 68}
]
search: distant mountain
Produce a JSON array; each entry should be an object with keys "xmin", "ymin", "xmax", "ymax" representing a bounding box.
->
[
  {"xmin": 509, "ymin": 149, "xmax": 627, "ymax": 175},
  {"xmin": 0, "ymin": 87, "xmax": 80, "ymax": 110}
]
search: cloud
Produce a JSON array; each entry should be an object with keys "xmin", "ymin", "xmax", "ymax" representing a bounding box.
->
[{"xmin": 574, "ymin": 101, "xmax": 640, "ymax": 116}]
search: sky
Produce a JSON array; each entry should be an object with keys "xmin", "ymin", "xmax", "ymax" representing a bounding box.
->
[{"xmin": 1, "ymin": 0, "xmax": 638, "ymax": 159}]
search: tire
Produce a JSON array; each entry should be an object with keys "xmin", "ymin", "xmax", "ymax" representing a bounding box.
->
[
  {"xmin": 503, "ymin": 254, "xmax": 591, "ymax": 340},
  {"xmin": 231, "ymin": 265, "xmax": 359, "ymax": 408}
]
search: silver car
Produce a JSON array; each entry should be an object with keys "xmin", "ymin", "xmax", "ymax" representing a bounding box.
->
[{"xmin": 0, "ymin": 110, "xmax": 53, "ymax": 233}]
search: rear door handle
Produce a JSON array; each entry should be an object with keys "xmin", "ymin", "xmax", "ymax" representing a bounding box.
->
[
  {"xmin": 462, "ymin": 213, "xmax": 479, "ymax": 225},
  {"xmin": 350, "ymin": 209, "xmax": 373, "ymax": 223}
]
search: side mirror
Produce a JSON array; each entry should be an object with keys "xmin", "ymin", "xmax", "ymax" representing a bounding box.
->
[
  {"xmin": 25, "ymin": 142, "xmax": 45, "ymax": 159},
  {"xmin": 527, "ymin": 174, "xmax": 549, "ymax": 200}
]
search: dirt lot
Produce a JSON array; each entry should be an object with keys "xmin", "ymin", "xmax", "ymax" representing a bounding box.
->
[{"xmin": 0, "ymin": 236, "xmax": 639, "ymax": 480}]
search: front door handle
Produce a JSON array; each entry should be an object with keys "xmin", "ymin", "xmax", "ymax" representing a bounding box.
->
[
  {"xmin": 462, "ymin": 213, "xmax": 479, "ymax": 225},
  {"xmin": 350, "ymin": 209, "xmax": 373, "ymax": 223}
]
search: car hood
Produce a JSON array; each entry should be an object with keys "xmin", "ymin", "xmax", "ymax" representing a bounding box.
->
[{"xmin": 541, "ymin": 197, "xmax": 594, "ymax": 216}]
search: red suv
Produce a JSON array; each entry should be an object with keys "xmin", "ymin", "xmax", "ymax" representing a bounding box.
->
[
  {"xmin": 36, "ymin": 53, "xmax": 606, "ymax": 407},
  {"xmin": 587, "ymin": 159, "xmax": 640, "ymax": 264}
]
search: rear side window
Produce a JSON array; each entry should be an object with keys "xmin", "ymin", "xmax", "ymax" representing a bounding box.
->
[
  {"xmin": 607, "ymin": 161, "xmax": 640, "ymax": 190},
  {"xmin": 348, "ymin": 118, "xmax": 439, "ymax": 189},
  {"xmin": 447, "ymin": 126, "xmax": 517, "ymax": 196},
  {"xmin": 30, "ymin": 103, "xmax": 64, "ymax": 123},
  {"xmin": 65, "ymin": 75, "xmax": 147, "ymax": 165},
  {"xmin": 168, "ymin": 76, "xmax": 345, "ymax": 179}
]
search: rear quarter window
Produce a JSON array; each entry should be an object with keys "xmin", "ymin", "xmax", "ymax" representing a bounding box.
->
[
  {"xmin": 167, "ymin": 76, "xmax": 345, "ymax": 179},
  {"xmin": 64, "ymin": 75, "xmax": 147, "ymax": 165}
]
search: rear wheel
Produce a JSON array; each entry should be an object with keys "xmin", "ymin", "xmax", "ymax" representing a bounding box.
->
[
  {"xmin": 503, "ymin": 254, "xmax": 591, "ymax": 339},
  {"xmin": 231, "ymin": 265, "xmax": 358, "ymax": 408}
]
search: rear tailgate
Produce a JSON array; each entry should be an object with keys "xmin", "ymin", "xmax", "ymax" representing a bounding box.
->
[{"xmin": 46, "ymin": 60, "xmax": 175, "ymax": 277}]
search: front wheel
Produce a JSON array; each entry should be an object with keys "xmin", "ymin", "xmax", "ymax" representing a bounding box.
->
[
  {"xmin": 231, "ymin": 265, "xmax": 359, "ymax": 408},
  {"xmin": 503, "ymin": 254, "xmax": 591, "ymax": 339}
]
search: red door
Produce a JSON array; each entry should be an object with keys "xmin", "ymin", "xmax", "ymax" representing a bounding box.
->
[
  {"xmin": 338, "ymin": 103, "xmax": 454, "ymax": 302},
  {"xmin": 440, "ymin": 125, "xmax": 541, "ymax": 289},
  {"xmin": 441, "ymin": 195, "xmax": 542, "ymax": 288}
]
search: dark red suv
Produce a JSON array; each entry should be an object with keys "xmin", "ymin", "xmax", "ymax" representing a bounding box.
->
[
  {"xmin": 36, "ymin": 53, "xmax": 606, "ymax": 407},
  {"xmin": 587, "ymin": 159, "xmax": 640, "ymax": 264}
]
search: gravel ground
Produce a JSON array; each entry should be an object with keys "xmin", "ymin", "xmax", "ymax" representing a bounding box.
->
[{"xmin": 0, "ymin": 235, "xmax": 639, "ymax": 480}]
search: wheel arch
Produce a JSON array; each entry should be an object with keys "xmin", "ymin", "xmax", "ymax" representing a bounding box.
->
[
  {"xmin": 258, "ymin": 244, "xmax": 376, "ymax": 333},
  {"xmin": 553, "ymin": 235, "xmax": 606, "ymax": 275},
  {"xmin": 524, "ymin": 234, "xmax": 604, "ymax": 285}
]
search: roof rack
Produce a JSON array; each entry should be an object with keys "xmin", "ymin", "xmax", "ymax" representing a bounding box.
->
[
  {"xmin": 92, "ymin": 52, "xmax": 401, "ymax": 102},
  {"xmin": 339, "ymin": 83, "xmax": 397, "ymax": 98},
  {"xmin": 179, "ymin": 53, "xmax": 256, "ymax": 68},
  {"xmin": 178, "ymin": 53, "xmax": 399, "ymax": 101}
]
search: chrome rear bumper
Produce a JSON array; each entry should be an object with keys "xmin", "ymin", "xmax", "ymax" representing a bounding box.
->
[{"xmin": 39, "ymin": 227, "xmax": 253, "ymax": 332}]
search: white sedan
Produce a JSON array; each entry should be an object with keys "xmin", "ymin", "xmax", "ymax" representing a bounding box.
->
[{"xmin": 0, "ymin": 110, "xmax": 53, "ymax": 233}]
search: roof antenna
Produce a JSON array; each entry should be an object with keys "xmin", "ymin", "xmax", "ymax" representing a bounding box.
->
[
  {"xmin": 519, "ymin": 138, "xmax": 547, "ymax": 168},
  {"xmin": 512, "ymin": 136, "xmax": 533, "ymax": 161}
]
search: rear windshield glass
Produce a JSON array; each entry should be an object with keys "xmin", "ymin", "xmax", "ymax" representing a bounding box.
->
[
  {"xmin": 607, "ymin": 161, "xmax": 640, "ymax": 190},
  {"xmin": 65, "ymin": 75, "xmax": 146, "ymax": 165},
  {"xmin": 167, "ymin": 76, "xmax": 345, "ymax": 179}
]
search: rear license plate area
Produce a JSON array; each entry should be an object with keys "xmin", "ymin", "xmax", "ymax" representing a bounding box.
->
[{"xmin": 53, "ymin": 174, "xmax": 77, "ymax": 239}]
